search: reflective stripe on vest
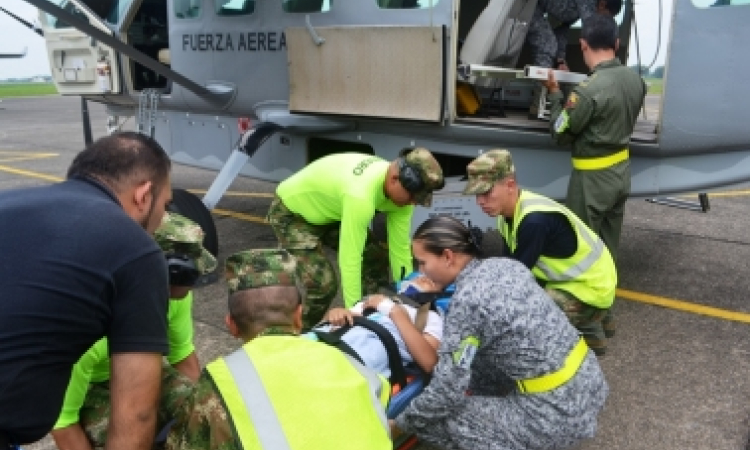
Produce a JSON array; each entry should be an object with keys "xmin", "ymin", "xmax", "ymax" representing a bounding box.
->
[
  {"xmin": 501, "ymin": 191, "xmax": 616, "ymax": 309},
  {"xmin": 571, "ymin": 148, "xmax": 629, "ymax": 171},
  {"xmin": 517, "ymin": 338, "xmax": 588, "ymax": 394},
  {"xmin": 518, "ymin": 198, "xmax": 605, "ymax": 282},
  {"xmin": 207, "ymin": 337, "xmax": 392, "ymax": 450},
  {"xmin": 341, "ymin": 354, "xmax": 391, "ymax": 426}
]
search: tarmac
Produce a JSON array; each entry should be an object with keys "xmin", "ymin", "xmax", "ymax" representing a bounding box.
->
[{"xmin": 2, "ymin": 95, "xmax": 750, "ymax": 450}]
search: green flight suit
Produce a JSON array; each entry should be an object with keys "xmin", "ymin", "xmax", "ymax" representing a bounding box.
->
[
  {"xmin": 549, "ymin": 58, "xmax": 646, "ymax": 339},
  {"xmin": 548, "ymin": 58, "xmax": 646, "ymax": 263}
]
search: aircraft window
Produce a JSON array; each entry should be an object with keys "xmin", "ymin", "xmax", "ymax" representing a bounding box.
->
[
  {"xmin": 174, "ymin": 0, "xmax": 203, "ymax": 18},
  {"xmin": 44, "ymin": 1, "xmax": 90, "ymax": 29},
  {"xmin": 216, "ymin": 0, "xmax": 255, "ymax": 15},
  {"xmin": 376, "ymin": 0, "xmax": 440, "ymax": 9},
  {"xmin": 692, "ymin": 0, "xmax": 750, "ymax": 7},
  {"xmin": 282, "ymin": 0, "xmax": 332, "ymax": 13}
]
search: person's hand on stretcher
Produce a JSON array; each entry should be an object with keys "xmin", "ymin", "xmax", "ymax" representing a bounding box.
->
[
  {"xmin": 323, "ymin": 275, "xmax": 443, "ymax": 373},
  {"xmin": 324, "ymin": 275, "xmax": 438, "ymax": 327}
]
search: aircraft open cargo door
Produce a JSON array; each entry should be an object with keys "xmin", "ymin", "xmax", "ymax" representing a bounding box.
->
[
  {"xmin": 286, "ymin": 26, "xmax": 446, "ymax": 123},
  {"xmin": 38, "ymin": 0, "xmax": 122, "ymax": 95}
]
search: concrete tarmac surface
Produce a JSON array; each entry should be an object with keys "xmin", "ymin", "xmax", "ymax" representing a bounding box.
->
[{"xmin": 2, "ymin": 96, "xmax": 750, "ymax": 450}]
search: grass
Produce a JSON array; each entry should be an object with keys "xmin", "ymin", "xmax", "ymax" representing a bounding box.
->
[
  {"xmin": 0, "ymin": 82, "xmax": 58, "ymax": 98},
  {"xmin": 644, "ymin": 78, "xmax": 663, "ymax": 95}
]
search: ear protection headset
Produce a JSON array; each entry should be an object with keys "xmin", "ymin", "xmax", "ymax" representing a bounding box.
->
[
  {"xmin": 397, "ymin": 149, "xmax": 425, "ymax": 194},
  {"xmin": 165, "ymin": 253, "xmax": 201, "ymax": 287}
]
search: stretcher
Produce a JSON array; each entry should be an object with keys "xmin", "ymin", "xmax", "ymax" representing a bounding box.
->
[{"xmin": 385, "ymin": 272, "xmax": 454, "ymax": 450}]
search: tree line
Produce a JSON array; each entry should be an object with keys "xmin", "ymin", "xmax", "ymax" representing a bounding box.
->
[{"xmin": 629, "ymin": 65, "xmax": 665, "ymax": 79}]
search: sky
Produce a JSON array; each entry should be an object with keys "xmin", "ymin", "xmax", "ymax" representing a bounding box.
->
[{"xmin": 0, "ymin": 0, "xmax": 673, "ymax": 79}]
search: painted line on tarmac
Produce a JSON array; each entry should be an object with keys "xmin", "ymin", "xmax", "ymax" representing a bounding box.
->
[
  {"xmin": 0, "ymin": 154, "xmax": 59, "ymax": 164},
  {"xmin": 187, "ymin": 189, "xmax": 274, "ymax": 198},
  {"xmin": 617, "ymin": 288, "xmax": 750, "ymax": 324},
  {"xmin": 698, "ymin": 189, "xmax": 750, "ymax": 198},
  {"xmin": 212, "ymin": 208, "xmax": 268, "ymax": 224},
  {"xmin": 0, "ymin": 164, "xmax": 63, "ymax": 183}
]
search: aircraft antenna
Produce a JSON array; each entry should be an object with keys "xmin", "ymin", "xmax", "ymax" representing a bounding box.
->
[
  {"xmin": 631, "ymin": 0, "xmax": 647, "ymax": 120},
  {"xmin": 644, "ymin": 0, "xmax": 663, "ymax": 70}
]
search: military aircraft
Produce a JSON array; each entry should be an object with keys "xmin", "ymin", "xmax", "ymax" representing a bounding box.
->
[{"xmin": 7, "ymin": 0, "xmax": 750, "ymax": 249}]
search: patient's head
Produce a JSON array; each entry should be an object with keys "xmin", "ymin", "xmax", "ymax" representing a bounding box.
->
[{"xmin": 224, "ymin": 249, "xmax": 306, "ymax": 341}]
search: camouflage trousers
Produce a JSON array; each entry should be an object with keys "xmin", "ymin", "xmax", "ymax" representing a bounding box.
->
[
  {"xmin": 545, "ymin": 287, "xmax": 609, "ymax": 356},
  {"xmin": 79, "ymin": 365, "xmax": 194, "ymax": 448},
  {"xmin": 267, "ymin": 197, "xmax": 390, "ymax": 328}
]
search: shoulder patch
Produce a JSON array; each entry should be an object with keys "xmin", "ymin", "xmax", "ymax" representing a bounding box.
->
[
  {"xmin": 554, "ymin": 110, "xmax": 570, "ymax": 134},
  {"xmin": 564, "ymin": 93, "xmax": 578, "ymax": 109},
  {"xmin": 453, "ymin": 336, "xmax": 480, "ymax": 369}
]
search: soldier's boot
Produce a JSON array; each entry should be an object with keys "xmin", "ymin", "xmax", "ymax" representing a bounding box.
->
[
  {"xmin": 579, "ymin": 321, "xmax": 607, "ymax": 357},
  {"xmin": 584, "ymin": 335, "xmax": 607, "ymax": 357},
  {"xmin": 602, "ymin": 309, "xmax": 616, "ymax": 338}
]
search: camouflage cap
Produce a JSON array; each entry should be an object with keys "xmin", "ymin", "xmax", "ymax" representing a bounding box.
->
[
  {"xmin": 225, "ymin": 249, "xmax": 304, "ymax": 299},
  {"xmin": 462, "ymin": 149, "xmax": 515, "ymax": 195},
  {"xmin": 400, "ymin": 147, "xmax": 445, "ymax": 207},
  {"xmin": 155, "ymin": 212, "xmax": 217, "ymax": 275}
]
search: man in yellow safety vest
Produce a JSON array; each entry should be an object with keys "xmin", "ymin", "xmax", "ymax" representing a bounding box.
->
[
  {"xmin": 464, "ymin": 149, "xmax": 617, "ymax": 356},
  {"xmin": 167, "ymin": 249, "xmax": 392, "ymax": 450}
]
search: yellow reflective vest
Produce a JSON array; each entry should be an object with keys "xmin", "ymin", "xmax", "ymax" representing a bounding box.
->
[
  {"xmin": 500, "ymin": 190, "xmax": 616, "ymax": 309},
  {"xmin": 206, "ymin": 335, "xmax": 392, "ymax": 450}
]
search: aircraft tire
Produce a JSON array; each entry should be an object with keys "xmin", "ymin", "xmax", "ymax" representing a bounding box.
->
[{"xmin": 168, "ymin": 188, "xmax": 219, "ymax": 257}]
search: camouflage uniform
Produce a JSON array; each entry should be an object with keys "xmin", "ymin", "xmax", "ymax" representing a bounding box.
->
[
  {"xmin": 463, "ymin": 150, "xmax": 616, "ymax": 355},
  {"xmin": 268, "ymin": 149, "xmax": 444, "ymax": 328},
  {"xmin": 394, "ymin": 258, "xmax": 608, "ymax": 450},
  {"xmin": 527, "ymin": 0, "xmax": 597, "ymax": 67},
  {"xmin": 53, "ymin": 212, "xmax": 216, "ymax": 447},
  {"xmin": 167, "ymin": 249, "xmax": 391, "ymax": 450},
  {"xmin": 79, "ymin": 366, "xmax": 195, "ymax": 448}
]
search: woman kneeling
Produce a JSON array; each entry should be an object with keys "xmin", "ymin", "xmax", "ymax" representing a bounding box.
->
[{"xmin": 392, "ymin": 216, "xmax": 608, "ymax": 450}]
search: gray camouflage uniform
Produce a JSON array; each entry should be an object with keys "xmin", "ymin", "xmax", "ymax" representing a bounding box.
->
[
  {"xmin": 528, "ymin": 0, "xmax": 597, "ymax": 67},
  {"xmin": 395, "ymin": 258, "xmax": 608, "ymax": 450}
]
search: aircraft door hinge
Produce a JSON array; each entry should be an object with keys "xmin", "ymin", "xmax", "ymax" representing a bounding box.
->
[{"xmin": 137, "ymin": 88, "xmax": 161, "ymax": 138}]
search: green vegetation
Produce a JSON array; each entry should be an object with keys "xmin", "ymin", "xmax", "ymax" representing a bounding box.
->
[
  {"xmin": 644, "ymin": 78, "xmax": 663, "ymax": 95},
  {"xmin": 0, "ymin": 83, "xmax": 58, "ymax": 98}
]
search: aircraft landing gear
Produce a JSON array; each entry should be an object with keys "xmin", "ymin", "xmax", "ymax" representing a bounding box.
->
[{"xmin": 646, "ymin": 192, "xmax": 710, "ymax": 212}]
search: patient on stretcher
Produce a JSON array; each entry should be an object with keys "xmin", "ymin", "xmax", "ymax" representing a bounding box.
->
[{"xmin": 307, "ymin": 275, "xmax": 444, "ymax": 377}]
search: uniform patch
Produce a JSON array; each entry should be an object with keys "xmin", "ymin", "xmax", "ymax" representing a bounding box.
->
[
  {"xmin": 453, "ymin": 336, "xmax": 479, "ymax": 369},
  {"xmin": 564, "ymin": 93, "xmax": 578, "ymax": 109},
  {"xmin": 554, "ymin": 111, "xmax": 570, "ymax": 133}
]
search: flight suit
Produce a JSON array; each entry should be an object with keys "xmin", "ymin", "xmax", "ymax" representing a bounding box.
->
[{"xmin": 549, "ymin": 58, "xmax": 646, "ymax": 336}]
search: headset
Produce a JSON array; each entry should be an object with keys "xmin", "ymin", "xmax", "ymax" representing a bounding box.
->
[
  {"xmin": 396, "ymin": 148, "xmax": 425, "ymax": 194},
  {"xmin": 165, "ymin": 252, "xmax": 201, "ymax": 287}
]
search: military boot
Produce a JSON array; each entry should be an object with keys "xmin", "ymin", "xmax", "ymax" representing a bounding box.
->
[{"xmin": 602, "ymin": 309, "xmax": 616, "ymax": 338}]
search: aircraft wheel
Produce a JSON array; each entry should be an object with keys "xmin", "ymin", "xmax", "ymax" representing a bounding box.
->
[{"xmin": 168, "ymin": 188, "xmax": 219, "ymax": 257}]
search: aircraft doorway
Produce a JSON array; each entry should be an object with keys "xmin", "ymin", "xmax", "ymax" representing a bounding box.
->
[
  {"xmin": 121, "ymin": 0, "xmax": 170, "ymax": 92},
  {"xmin": 453, "ymin": 0, "xmax": 658, "ymax": 143}
]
